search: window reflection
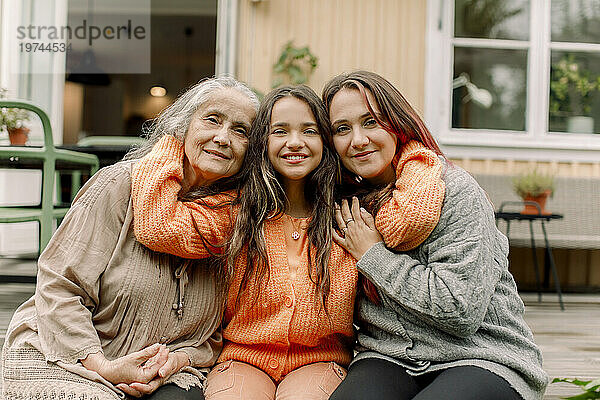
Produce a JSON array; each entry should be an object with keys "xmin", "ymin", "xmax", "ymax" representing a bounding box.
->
[
  {"xmin": 452, "ymin": 47, "xmax": 527, "ymax": 131},
  {"xmin": 552, "ymin": 0, "xmax": 600, "ymax": 44},
  {"xmin": 549, "ymin": 51, "xmax": 600, "ymax": 134},
  {"xmin": 455, "ymin": 0, "xmax": 530, "ymax": 40}
]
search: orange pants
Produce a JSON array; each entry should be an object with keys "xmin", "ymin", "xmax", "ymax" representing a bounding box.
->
[{"xmin": 205, "ymin": 360, "xmax": 347, "ymax": 400}]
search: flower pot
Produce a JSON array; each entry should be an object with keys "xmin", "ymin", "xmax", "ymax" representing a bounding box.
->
[
  {"xmin": 7, "ymin": 127, "xmax": 29, "ymax": 145},
  {"xmin": 521, "ymin": 190, "xmax": 552, "ymax": 215},
  {"xmin": 567, "ymin": 116, "xmax": 594, "ymax": 134}
]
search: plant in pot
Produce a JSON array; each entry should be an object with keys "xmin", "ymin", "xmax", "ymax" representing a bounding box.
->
[
  {"xmin": 512, "ymin": 170, "xmax": 555, "ymax": 215},
  {"xmin": 0, "ymin": 88, "xmax": 31, "ymax": 145},
  {"xmin": 549, "ymin": 54, "xmax": 600, "ymax": 134},
  {"xmin": 271, "ymin": 41, "xmax": 318, "ymax": 89}
]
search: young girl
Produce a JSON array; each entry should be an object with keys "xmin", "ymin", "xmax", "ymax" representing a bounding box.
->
[
  {"xmin": 130, "ymin": 85, "xmax": 445, "ymax": 399},
  {"xmin": 322, "ymin": 70, "xmax": 548, "ymax": 400}
]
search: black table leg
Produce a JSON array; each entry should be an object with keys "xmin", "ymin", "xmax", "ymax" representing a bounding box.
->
[
  {"xmin": 528, "ymin": 220, "xmax": 542, "ymax": 303},
  {"xmin": 540, "ymin": 221, "xmax": 565, "ymax": 311}
]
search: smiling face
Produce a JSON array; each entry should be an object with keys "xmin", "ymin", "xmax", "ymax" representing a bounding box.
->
[
  {"xmin": 267, "ymin": 96, "xmax": 323, "ymax": 186},
  {"xmin": 183, "ymin": 88, "xmax": 256, "ymax": 187},
  {"xmin": 329, "ymin": 88, "xmax": 397, "ymax": 186}
]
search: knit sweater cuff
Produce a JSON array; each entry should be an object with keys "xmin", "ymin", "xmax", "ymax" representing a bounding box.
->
[{"xmin": 374, "ymin": 141, "xmax": 445, "ymax": 251}]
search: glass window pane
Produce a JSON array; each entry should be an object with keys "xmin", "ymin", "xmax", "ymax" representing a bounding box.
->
[
  {"xmin": 454, "ymin": 0, "xmax": 530, "ymax": 40},
  {"xmin": 551, "ymin": 0, "xmax": 600, "ymax": 44},
  {"xmin": 452, "ymin": 47, "xmax": 528, "ymax": 131},
  {"xmin": 549, "ymin": 51, "xmax": 600, "ymax": 134}
]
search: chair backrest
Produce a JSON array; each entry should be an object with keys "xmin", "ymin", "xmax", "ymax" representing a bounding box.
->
[{"xmin": 0, "ymin": 100, "xmax": 54, "ymax": 148}]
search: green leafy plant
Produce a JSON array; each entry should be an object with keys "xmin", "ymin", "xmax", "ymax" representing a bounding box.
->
[
  {"xmin": 272, "ymin": 41, "xmax": 318, "ymax": 88},
  {"xmin": 512, "ymin": 170, "xmax": 555, "ymax": 198},
  {"xmin": 552, "ymin": 377, "xmax": 600, "ymax": 399},
  {"xmin": 0, "ymin": 87, "xmax": 30, "ymax": 131},
  {"xmin": 550, "ymin": 55, "xmax": 600, "ymax": 117}
]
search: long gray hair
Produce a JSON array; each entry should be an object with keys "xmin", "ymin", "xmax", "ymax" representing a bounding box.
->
[
  {"xmin": 124, "ymin": 76, "xmax": 259, "ymax": 161},
  {"xmin": 125, "ymin": 76, "xmax": 259, "ymax": 303}
]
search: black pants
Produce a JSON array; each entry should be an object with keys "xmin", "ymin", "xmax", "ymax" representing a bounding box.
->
[
  {"xmin": 329, "ymin": 358, "xmax": 522, "ymax": 400},
  {"xmin": 145, "ymin": 383, "xmax": 205, "ymax": 400}
]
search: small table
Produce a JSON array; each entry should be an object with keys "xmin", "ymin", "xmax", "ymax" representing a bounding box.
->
[{"xmin": 495, "ymin": 201, "xmax": 564, "ymax": 310}]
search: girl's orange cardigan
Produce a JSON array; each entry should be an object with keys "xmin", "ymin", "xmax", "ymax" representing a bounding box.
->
[{"xmin": 131, "ymin": 135, "xmax": 444, "ymax": 382}]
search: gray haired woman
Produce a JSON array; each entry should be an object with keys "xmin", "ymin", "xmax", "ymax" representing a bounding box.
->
[{"xmin": 1, "ymin": 76, "xmax": 258, "ymax": 400}]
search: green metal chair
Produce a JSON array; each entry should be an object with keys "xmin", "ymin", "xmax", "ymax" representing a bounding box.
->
[{"xmin": 0, "ymin": 100, "xmax": 99, "ymax": 254}]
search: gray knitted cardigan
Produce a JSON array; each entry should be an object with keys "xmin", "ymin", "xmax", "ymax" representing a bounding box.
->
[{"xmin": 353, "ymin": 164, "xmax": 548, "ymax": 400}]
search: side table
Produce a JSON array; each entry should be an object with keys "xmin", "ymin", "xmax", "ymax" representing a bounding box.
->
[{"xmin": 495, "ymin": 201, "xmax": 565, "ymax": 311}]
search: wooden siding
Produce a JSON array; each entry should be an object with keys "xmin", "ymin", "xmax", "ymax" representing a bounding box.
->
[
  {"xmin": 236, "ymin": 0, "xmax": 427, "ymax": 112},
  {"xmin": 509, "ymin": 248, "xmax": 600, "ymax": 292},
  {"xmin": 452, "ymin": 159, "xmax": 600, "ymax": 178}
]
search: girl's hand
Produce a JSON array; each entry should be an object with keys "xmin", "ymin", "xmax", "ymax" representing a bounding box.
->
[
  {"xmin": 116, "ymin": 351, "xmax": 191, "ymax": 397},
  {"xmin": 333, "ymin": 197, "xmax": 383, "ymax": 260},
  {"xmin": 81, "ymin": 343, "xmax": 169, "ymax": 387}
]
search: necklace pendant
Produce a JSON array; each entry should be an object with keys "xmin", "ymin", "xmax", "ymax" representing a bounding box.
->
[{"xmin": 291, "ymin": 231, "xmax": 300, "ymax": 240}]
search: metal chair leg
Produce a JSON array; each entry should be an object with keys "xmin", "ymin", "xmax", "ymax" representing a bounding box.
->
[
  {"xmin": 528, "ymin": 220, "xmax": 542, "ymax": 303},
  {"xmin": 540, "ymin": 221, "xmax": 565, "ymax": 311}
]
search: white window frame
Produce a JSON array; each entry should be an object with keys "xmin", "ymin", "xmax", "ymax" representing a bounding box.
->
[
  {"xmin": 425, "ymin": 0, "xmax": 600, "ymax": 162},
  {"xmin": 215, "ymin": 0, "xmax": 238, "ymax": 76}
]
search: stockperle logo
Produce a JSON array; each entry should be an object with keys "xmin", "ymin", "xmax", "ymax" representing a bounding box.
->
[{"xmin": 9, "ymin": 0, "xmax": 150, "ymax": 75}]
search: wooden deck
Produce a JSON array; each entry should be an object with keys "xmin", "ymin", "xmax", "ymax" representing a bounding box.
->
[{"xmin": 1, "ymin": 259, "xmax": 599, "ymax": 399}]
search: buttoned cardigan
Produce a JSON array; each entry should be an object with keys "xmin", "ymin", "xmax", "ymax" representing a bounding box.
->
[{"xmin": 131, "ymin": 135, "xmax": 446, "ymax": 382}]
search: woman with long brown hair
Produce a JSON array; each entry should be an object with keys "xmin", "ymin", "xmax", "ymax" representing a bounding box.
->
[
  {"xmin": 322, "ymin": 70, "xmax": 547, "ymax": 400},
  {"xmin": 130, "ymin": 83, "xmax": 445, "ymax": 399}
]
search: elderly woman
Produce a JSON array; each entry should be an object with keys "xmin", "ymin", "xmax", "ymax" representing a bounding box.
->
[{"xmin": 1, "ymin": 76, "xmax": 258, "ymax": 400}]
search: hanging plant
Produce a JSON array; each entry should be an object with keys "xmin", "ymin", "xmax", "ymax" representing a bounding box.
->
[{"xmin": 272, "ymin": 41, "xmax": 318, "ymax": 88}]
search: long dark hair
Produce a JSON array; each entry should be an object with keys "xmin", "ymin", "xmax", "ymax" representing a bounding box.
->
[
  {"xmin": 227, "ymin": 85, "xmax": 339, "ymax": 309},
  {"xmin": 322, "ymin": 70, "xmax": 446, "ymax": 303}
]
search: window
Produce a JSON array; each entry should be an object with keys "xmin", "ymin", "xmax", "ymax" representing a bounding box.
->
[{"xmin": 425, "ymin": 0, "xmax": 600, "ymax": 161}]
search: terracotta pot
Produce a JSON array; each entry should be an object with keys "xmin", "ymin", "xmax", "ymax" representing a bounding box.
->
[
  {"xmin": 521, "ymin": 190, "xmax": 552, "ymax": 215},
  {"xmin": 7, "ymin": 127, "xmax": 29, "ymax": 146}
]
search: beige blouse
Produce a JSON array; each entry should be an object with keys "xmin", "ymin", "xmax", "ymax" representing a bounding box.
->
[{"xmin": 3, "ymin": 161, "xmax": 223, "ymax": 396}]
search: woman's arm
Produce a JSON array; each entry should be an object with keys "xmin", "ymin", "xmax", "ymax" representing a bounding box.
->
[
  {"xmin": 35, "ymin": 165, "xmax": 129, "ymax": 364},
  {"xmin": 375, "ymin": 141, "xmax": 445, "ymax": 251},
  {"xmin": 131, "ymin": 135, "xmax": 235, "ymax": 259}
]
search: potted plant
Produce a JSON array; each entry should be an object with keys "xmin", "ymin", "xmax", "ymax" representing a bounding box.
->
[
  {"xmin": 549, "ymin": 54, "xmax": 600, "ymax": 134},
  {"xmin": 0, "ymin": 88, "xmax": 31, "ymax": 145},
  {"xmin": 271, "ymin": 41, "xmax": 318, "ymax": 88},
  {"xmin": 512, "ymin": 170, "xmax": 555, "ymax": 215}
]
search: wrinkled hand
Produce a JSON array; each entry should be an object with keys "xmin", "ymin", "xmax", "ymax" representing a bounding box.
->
[
  {"xmin": 116, "ymin": 351, "xmax": 190, "ymax": 397},
  {"xmin": 82, "ymin": 343, "xmax": 169, "ymax": 387},
  {"xmin": 333, "ymin": 197, "xmax": 383, "ymax": 260}
]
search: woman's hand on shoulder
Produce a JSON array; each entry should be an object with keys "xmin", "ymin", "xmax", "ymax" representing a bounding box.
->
[
  {"xmin": 116, "ymin": 350, "xmax": 191, "ymax": 397},
  {"xmin": 333, "ymin": 197, "xmax": 383, "ymax": 260}
]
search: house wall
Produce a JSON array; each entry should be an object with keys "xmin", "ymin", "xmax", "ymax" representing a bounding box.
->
[
  {"xmin": 234, "ymin": 0, "xmax": 599, "ymax": 291},
  {"xmin": 236, "ymin": 0, "xmax": 427, "ymax": 113}
]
